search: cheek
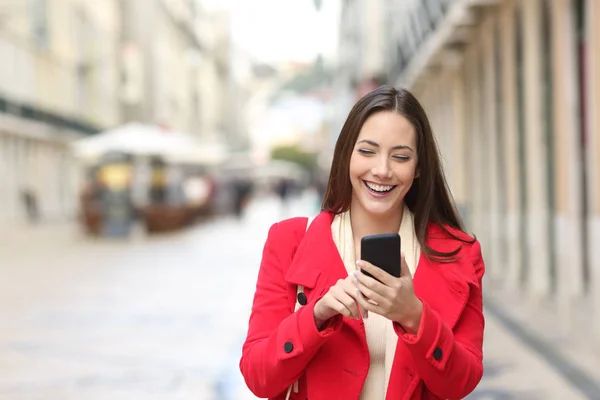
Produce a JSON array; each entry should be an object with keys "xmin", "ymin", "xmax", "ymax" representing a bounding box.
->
[
  {"xmin": 349, "ymin": 155, "xmax": 365, "ymax": 179},
  {"xmin": 395, "ymin": 164, "xmax": 418, "ymax": 182}
]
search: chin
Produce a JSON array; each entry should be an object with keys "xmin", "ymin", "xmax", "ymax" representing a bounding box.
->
[{"xmin": 362, "ymin": 202, "xmax": 402, "ymax": 219}]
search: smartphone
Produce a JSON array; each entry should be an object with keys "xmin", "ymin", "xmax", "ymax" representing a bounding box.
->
[{"xmin": 360, "ymin": 233, "xmax": 401, "ymax": 280}]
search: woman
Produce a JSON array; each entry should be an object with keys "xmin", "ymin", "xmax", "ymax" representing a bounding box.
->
[{"xmin": 240, "ymin": 86, "xmax": 485, "ymax": 400}]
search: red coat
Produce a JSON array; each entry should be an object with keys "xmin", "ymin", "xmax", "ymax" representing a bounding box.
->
[{"xmin": 240, "ymin": 212, "xmax": 485, "ymax": 400}]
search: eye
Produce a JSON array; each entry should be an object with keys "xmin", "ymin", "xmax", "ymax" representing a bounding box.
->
[
  {"xmin": 392, "ymin": 155, "xmax": 410, "ymax": 162},
  {"xmin": 357, "ymin": 148, "xmax": 375, "ymax": 155}
]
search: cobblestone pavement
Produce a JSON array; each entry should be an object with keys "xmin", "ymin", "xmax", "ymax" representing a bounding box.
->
[{"xmin": 0, "ymin": 192, "xmax": 595, "ymax": 399}]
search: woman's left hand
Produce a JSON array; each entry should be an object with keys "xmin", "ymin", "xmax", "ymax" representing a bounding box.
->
[{"xmin": 354, "ymin": 254, "xmax": 423, "ymax": 334}]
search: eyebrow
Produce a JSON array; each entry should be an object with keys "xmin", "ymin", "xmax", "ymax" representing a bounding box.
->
[{"xmin": 357, "ymin": 139, "xmax": 414, "ymax": 152}]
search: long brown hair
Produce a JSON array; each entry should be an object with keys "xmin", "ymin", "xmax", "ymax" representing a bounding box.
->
[{"xmin": 322, "ymin": 85, "xmax": 473, "ymax": 261}]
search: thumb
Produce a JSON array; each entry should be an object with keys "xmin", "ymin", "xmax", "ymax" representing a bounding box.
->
[{"xmin": 400, "ymin": 252, "xmax": 412, "ymax": 278}]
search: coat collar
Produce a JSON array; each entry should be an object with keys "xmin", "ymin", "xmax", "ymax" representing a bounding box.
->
[
  {"xmin": 285, "ymin": 212, "xmax": 343, "ymax": 288},
  {"xmin": 285, "ymin": 212, "xmax": 478, "ymax": 329}
]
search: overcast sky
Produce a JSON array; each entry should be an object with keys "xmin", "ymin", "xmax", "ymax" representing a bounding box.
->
[{"xmin": 201, "ymin": 0, "xmax": 341, "ymax": 64}]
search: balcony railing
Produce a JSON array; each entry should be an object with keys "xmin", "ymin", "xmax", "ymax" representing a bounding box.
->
[{"xmin": 389, "ymin": 0, "xmax": 453, "ymax": 80}]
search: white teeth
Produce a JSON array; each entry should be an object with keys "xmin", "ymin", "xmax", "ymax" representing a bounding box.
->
[{"xmin": 365, "ymin": 182, "xmax": 394, "ymax": 192}]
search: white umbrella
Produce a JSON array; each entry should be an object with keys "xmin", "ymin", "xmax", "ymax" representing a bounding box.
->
[
  {"xmin": 71, "ymin": 123, "xmax": 186, "ymax": 158},
  {"xmin": 71, "ymin": 123, "xmax": 227, "ymax": 165}
]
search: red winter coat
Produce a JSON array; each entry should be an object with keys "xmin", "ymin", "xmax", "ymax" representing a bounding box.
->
[{"xmin": 240, "ymin": 212, "xmax": 485, "ymax": 400}]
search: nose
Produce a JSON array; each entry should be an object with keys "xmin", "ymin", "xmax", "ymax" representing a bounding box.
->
[{"xmin": 371, "ymin": 157, "xmax": 392, "ymax": 179}]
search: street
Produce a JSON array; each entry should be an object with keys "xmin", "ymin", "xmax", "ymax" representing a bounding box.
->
[{"xmin": 0, "ymin": 192, "xmax": 591, "ymax": 399}]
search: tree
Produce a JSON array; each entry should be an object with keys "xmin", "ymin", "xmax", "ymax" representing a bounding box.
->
[{"xmin": 270, "ymin": 145, "xmax": 317, "ymax": 171}]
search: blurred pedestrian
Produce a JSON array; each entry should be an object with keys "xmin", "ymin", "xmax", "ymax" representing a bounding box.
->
[
  {"xmin": 232, "ymin": 177, "xmax": 253, "ymax": 219},
  {"xmin": 276, "ymin": 178, "xmax": 292, "ymax": 217},
  {"xmin": 240, "ymin": 86, "xmax": 485, "ymax": 399},
  {"xmin": 21, "ymin": 187, "xmax": 39, "ymax": 223},
  {"xmin": 149, "ymin": 156, "xmax": 168, "ymax": 204}
]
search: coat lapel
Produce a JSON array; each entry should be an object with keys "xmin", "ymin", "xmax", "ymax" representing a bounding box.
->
[
  {"xmin": 285, "ymin": 216, "xmax": 477, "ymax": 333},
  {"xmin": 285, "ymin": 212, "xmax": 346, "ymax": 288},
  {"xmin": 284, "ymin": 212, "xmax": 367, "ymax": 337},
  {"xmin": 413, "ymin": 225, "xmax": 478, "ymax": 329}
]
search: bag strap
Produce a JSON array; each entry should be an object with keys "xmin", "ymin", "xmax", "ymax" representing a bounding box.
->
[{"xmin": 285, "ymin": 215, "xmax": 314, "ymax": 400}]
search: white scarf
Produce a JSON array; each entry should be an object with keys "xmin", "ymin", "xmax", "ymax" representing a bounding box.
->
[{"xmin": 331, "ymin": 203, "xmax": 421, "ymax": 397}]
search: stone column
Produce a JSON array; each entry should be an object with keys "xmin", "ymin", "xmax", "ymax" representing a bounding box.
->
[
  {"xmin": 473, "ymin": 29, "xmax": 491, "ymax": 264},
  {"xmin": 586, "ymin": 0, "xmax": 600, "ymax": 350},
  {"xmin": 464, "ymin": 39, "xmax": 485, "ymax": 241},
  {"xmin": 550, "ymin": 0, "xmax": 586, "ymax": 330},
  {"xmin": 522, "ymin": 0, "xmax": 552, "ymax": 298},
  {"xmin": 481, "ymin": 14, "xmax": 502, "ymax": 282},
  {"xmin": 449, "ymin": 68, "xmax": 469, "ymax": 231},
  {"xmin": 499, "ymin": 0, "xmax": 523, "ymax": 292}
]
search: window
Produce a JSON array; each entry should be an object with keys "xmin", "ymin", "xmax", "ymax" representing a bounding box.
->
[{"xmin": 31, "ymin": 0, "xmax": 49, "ymax": 48}]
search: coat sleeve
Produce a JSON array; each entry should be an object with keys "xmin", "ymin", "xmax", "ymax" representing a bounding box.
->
[
  {"xmin": 394, "ymin": 240, "xmax": 485, "ymax": 400},
  {"xmin": 240, "ymin": 221, "xmax": 342, "ymax": 399}
]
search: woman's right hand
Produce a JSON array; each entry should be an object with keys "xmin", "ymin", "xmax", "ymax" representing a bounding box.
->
[{"xmin": 313, "ymin": 275, "xmax": 367, "ymax": 330}]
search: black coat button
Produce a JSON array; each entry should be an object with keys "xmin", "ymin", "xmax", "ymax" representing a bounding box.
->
[
  {"xmin": 297, "ymin": 292, "xmax": 307, "ymax": 306},
  {"xmin": 284, "ymin": 341, "xmax": 294, "ymax": 353},
  {"xmin": 433, "ymin": 347, "xmax": 443, "ymax": 361}
]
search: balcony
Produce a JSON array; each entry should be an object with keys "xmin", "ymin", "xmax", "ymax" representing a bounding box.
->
[{"xmin": 389, "ymin": 0, "xmax": 500, "ymax": 87}]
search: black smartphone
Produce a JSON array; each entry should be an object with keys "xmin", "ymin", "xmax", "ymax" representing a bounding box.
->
[{"xmin": 360, "ymin": 233, "xmax": 401, "ymax": 280}]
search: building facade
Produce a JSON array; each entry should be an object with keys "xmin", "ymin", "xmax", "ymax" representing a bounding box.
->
[
  {"xmin": 0, "ymin": 0, "xmax": 236, "ymax": 226},
  {"xmin": 0, "ymin": 0, "xmax": 121, "ymax": 225},
  {"xmin": 381, "ymin": 0, "xmax": 600, "ymax": 349},
  {"xmin": 331, "ymin": 0, "xmax": 389, "ymax": 151}
]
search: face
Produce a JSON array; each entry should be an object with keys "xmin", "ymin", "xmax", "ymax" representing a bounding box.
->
[{"xmin": 349, "ymin": 111, "xmax": 418, "ymax": 220}]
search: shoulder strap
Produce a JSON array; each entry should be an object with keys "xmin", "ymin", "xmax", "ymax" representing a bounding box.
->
[{"xmin": 285, "ymin": 215, "xmax": 314, "ymax": 400}]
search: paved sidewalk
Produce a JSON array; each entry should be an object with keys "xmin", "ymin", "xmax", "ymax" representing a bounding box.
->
[
  {"xmin": 480, "ymin": 288, "xmax": 600, "ymax": 399},
  {"xmin": 1, "ymin": 193, "xmax": 598, "ymax": 399},
  {"xmin": 468, "ymin": 310, "xmax": 588, "ymax": 399}
]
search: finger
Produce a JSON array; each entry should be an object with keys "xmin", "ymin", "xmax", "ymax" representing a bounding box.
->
[
  {"xmin": 355, "ymin": 289, "xmax": 378, "ymax": 315},
  {"xmin": 352, "ymin": 288, "xmax": 369, "ymax": 318},
  {"xmin": 400, "ymin": 253, "xmax": 412, "ymax": 278},
  {"xmin": 340, "ymin": 278, "xmax": 369, "ymax": 319},
  {"xmin": 349, "ymin": 285, "xmax": 369, "ymax": 318},
  {"xmin": 355, "ymin": 281, "xmax": 386, "ymax": 306},
  {"xmin": 356, "ymin": 260, "xmax": 396, "ymax": 287},
  {"xmin": 353, "ymin": 268, "xmax": 391, "ymax": 296},
  {"xmin": 325, "ymin": 295, "xmax": 354, "ymax": 318},
  {"xmin": 331, "ymin": 289, "xmax": 361, "ymax": 319},
  {"xmin": 341, "ymin": 278, "xmax": 368, "ymax": 319}
]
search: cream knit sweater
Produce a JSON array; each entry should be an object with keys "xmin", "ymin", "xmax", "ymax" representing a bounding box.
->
[{"xmin": 331, "ymin": 205, "xmax": 421, "ymax": 399}]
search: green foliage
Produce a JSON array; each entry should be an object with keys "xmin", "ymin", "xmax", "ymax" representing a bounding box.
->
[{"xmin": 271, "ymin": 145, "xmax": 317, "ymax": 171}]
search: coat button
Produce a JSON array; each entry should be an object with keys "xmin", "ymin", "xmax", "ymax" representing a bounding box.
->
[
  {"xmin": 284, "ymin": 341, "xmax": 294, "ymax": 353},
  {"xmin": 297, "ymin": 292, "xmax": 307, "ymax": 306},
  {"xmin": 433, "ymin": 347, "xmax": 443, "ymax": 361}
]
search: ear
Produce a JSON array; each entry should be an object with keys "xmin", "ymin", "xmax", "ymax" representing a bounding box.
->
[{"xmin": 414, "ymin": 169, "xmax": 420, "ymax": 179}]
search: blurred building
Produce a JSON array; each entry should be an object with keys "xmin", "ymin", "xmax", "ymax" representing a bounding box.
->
[
  {"xmin": 333, "ymin": 0, "xmax": 600, "ymax": 349},
  {"xmin": 120, "ymin": 0, "xmax": 249, "ymax": 149},
  {"xmin": 0, "ymin": 0, "xmax": 241, "ymax": 226},
  {"xmin": 120, "ymin": 0, "xmax": 209, "ymax": 136},
  {"xmin": 0, "ymin": 0, "xmax": 122, "ymax": 225},
  {"xmin": 194, "ymin": 9, "xmax": 231, "ymax": 144},
  {"xmin": 382, "ymin": 0, "xmax": 600, "ymax": 348},
  {"xmin": 331, "ymin": 0, "xmax": 388, "ymax": 151}
]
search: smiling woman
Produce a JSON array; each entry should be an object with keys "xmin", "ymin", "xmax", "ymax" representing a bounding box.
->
[
  {"xmin": 348, "ymin": 112, "xmax": 419, "ymax": 231},
  {"xmin": 240, "ymin": 86, "xmax": 485, "ymax": 400},
  {"xmin": 323, "ymin": 86, "xmax": 470, "ymax": 261}
]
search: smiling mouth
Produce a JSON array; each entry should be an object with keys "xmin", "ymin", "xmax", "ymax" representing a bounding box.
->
[{"xmin": 363, "ymin": 180, "xmax": 397, "ymax": 194}]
